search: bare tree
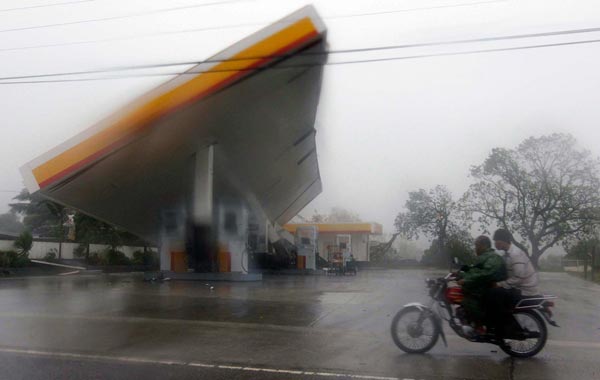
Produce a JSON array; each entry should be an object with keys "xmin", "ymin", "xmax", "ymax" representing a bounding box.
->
[{"xmin": 462, "ymin": 133, "xmax": 600, "ymax": 267}]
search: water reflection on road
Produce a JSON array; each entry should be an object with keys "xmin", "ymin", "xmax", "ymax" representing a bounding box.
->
[{"xmin": 0, "ymin": 270, "xmax": 598, "ymax": 380}]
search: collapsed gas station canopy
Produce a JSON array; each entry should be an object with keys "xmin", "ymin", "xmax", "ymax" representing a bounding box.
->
[{"xmin": 20, "ymin": 6, "xmax": 328, "ymax": 243}]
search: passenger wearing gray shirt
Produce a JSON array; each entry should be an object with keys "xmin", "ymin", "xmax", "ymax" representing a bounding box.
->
[{"xmin": 492, "ymin": 229, "xmax": 539, "ymax": 296}]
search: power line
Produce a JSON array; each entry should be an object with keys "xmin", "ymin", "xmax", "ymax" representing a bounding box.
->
[
  {"xmin": 3, "ymin": 25, "xmax": 600, "ymax": 81},
  {"xmin": 2, "ymin": 37, "xmax": 600, "ymax": 85},
  {"xmin": 0, "ymin": 0, "xmax": 93, "ymax": 13},
  {"xmin": 0, "ymin": 0, "xmax": 250, "ymax": 34},
  {"xmin": 328, "ymin": 37, "xmax": 600, "ymax": 66},
  {"xmin": 0, "ymin": 0, "xmax": 502, "ymax": 42},
  {"xmin": 326, "ymin": 0, "xmax": 505, "ymax": 20}
]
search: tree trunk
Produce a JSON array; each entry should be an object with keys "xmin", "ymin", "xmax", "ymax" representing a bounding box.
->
[
  {"xmin": 438, "ymin": 233, "xmax": 450, "ymax": 270},
  {"xmin": 530, "ymin": 245, "xmax": 542, "ymax": 269},
  {"xmin": 58, "ymin": 232, "xmax": 63, "ymax": 260},
  {"xmin": 592, "ymin": 245, "xmax": 597, "ymax": 282}
]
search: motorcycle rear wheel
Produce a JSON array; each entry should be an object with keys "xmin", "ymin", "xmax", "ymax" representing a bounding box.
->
[
  {"xmin": 391, "ymin": 306, "xmax": 440, "ymax": 354},
  {"xmin": 500, "ymin": 310, "xmax": 547, "ymax": 358}
]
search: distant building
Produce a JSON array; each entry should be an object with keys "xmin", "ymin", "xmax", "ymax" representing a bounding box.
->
[{"xmin": 283, "ymin": 223, "xmax": 383, "ymax": 262}]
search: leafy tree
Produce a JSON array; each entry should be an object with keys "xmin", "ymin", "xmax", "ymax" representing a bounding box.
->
[
  {"xmin": 564, "ymin": 237, "xmax": 599, "ymax": 261},
  {"xmin": 462, "ymin": 134, "xmax": 600, "ymax": 267},
  {"xmin": 420, "ymin": 230, "xmax": 475, "ymax": 268},
  {"xmin": 10, "ymin": 189, "xmax": 68, "ymax": 258},
  {"xmin": 132, "ymin": 250, "xmax": 158, "ymax": 267},
  {"xmin": 74, "ymin": 213, "xmax": 119, "ymax": 259},
  {"xmin": 309, "ymin": 207, "xmax": 362, "ymax": 223},
  {"xmin": 74, "ymin": 212, "xmax": 147, "ymax": 261},
  {"xmin": 306, "ymin": 211, "xmax": 325, "ymax": 223},
  {"xmin": 9, "ymin": 189, "xmax": 64, "ymax": 238},
  {"xmin": 0, "ymin": 212, "xmax": 24, "ymax": 234},
  {"xmin": 10, "ymin": 189, "xmax": 147, "ymax": 262},
  {"xmin": 446, "ymin": 229, "xmax": 476, "ymax": 266},
  {"xmin": 395, "ymin": 185, "xmax": 465, "ymax": 268},
  {"xmin": 13, "ymin": 230, "xmax": 33, "ymax": 257}
]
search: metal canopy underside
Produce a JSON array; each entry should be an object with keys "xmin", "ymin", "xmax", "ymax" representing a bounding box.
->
[{"xmin": 20, "ymin": 6, "xmax": 327, "ymax": 243}]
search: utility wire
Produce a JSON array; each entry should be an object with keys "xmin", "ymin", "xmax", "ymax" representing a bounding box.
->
[
  {"xmin": 0, "ymin": 0, "xmax": 502, "ymax": 40},
  {"xmin": 2, "ymin": 37, "xmax": 600, "ymax": 85},
  {"xmin": 2, "ymin": 25, "xmax": 600, "ymax": 81},
  {"xmin": 326, "ymin": 0, "xmax": 504, "ymax": 20},
  {"xmin": 0, "ymin": 0, "xmax": 94, "ymax": 13},
  {"xmin": 0, "ymin": 0, "xmax": 250, "ymax": 34},
  {"xmin": 328, "ymin": 37, "xmax": 600, "ymax": 66}
]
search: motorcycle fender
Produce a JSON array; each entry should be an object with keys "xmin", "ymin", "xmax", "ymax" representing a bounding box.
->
[{"xmin": 403, "ymin": 302, "xmax": 447, "ymax": 347}]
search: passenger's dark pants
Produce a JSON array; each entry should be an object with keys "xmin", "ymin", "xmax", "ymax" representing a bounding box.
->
[{"xmin": 483, "ymin": 287, "xmax": 522, "ymax": 338}]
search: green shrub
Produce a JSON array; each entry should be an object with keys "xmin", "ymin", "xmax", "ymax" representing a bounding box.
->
[
  {"xmin": 0, "ymin": 250, "xmax": 31, "ymax": 267},
  {"xmin": 13, "ymin": 231, "xmax": 33, "ymax": 256},
  {"xmin": 104, "ymin": 248, "xmax": 131, "ymax": 265},
  {"xmin": 132, "ymin": 250, "xmax": 158, "ymax": 266},
  {"xmin": 86, "ymin": 252, "xmax": 104, "ymax": 266},
  {"xmin": 44, "ymin": 249, "xmax": 58, "ymax": 262},
  {"xmin": 84, "ymin": 248, "xmax": 130, "ymax": 266},
  {"xmin": 84, "ymin": 248, "xmax": 158, "ymax": 266},
  {"xmin": 73, "ymin": 244, "xmax": 87, "ymax": 258},
  {"xmin": 12, "ymin": 254, "xmax": 30, "ymax": 267}
]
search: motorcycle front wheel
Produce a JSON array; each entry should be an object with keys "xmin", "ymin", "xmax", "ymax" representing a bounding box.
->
[
  {"xmin": 500, "ymin": 310, "xmax": 547, "ymax": 358},
  {"xmin": 391, "ymin": 306, "xmax": 440, "ymax": 353}
]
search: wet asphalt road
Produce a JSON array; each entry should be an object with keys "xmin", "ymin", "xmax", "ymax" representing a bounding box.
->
[{"xmin": 0, "ymin": 269, "xmax": 598, "ymax": 380}]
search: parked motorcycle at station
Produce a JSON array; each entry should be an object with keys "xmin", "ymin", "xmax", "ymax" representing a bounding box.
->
[{"xmin": 390, "ymin": 273, "xmax": 558, "ymax": 357}]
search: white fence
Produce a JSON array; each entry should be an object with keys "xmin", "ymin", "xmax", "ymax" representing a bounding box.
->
[{"xmin": 0, "ymin": 240, "xmax": 148, "ymax": 259}]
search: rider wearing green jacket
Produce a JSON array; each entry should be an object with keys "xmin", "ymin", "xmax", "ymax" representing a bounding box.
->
[{"xmin": 459, "ymin": 235, "xmax": 507, "ymax": 323}]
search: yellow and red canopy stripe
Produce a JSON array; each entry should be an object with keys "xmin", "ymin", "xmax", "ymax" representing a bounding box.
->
[
  {"xmin": 284, "ymin": 223, "xmax": 384, "ymax": 235},
  {"xmin": 33, "ymin": 17, "xmax": 321, "ymax": 189}
]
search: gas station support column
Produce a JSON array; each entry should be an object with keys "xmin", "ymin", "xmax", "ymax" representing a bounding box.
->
[
  {"xmin": 193, "ymin": 144, "xmax": 214, "ymax": 226},
  {"xmin": 187, "ymin": 144, "xmax": 216, "ymax": 272}
]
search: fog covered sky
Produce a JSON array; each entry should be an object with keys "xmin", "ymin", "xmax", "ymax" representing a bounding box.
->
[{"xmin": 2, "ymin": 0, "xmax": 600, "ymax": 235}]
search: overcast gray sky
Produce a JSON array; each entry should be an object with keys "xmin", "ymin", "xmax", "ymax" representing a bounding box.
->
[{"xmin": 2, "ymin": 0, "xmax": 600, "ymax": 236}]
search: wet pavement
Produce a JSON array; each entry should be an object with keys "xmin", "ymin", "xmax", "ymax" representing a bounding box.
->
[{"xmin": 0, "ymin": 269, "xmax": 598, "ymax": 380}]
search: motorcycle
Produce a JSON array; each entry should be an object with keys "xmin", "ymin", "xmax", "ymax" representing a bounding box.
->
[{"xmin": 390, "ymin": 273, "xmax": 558, "ymax": 357}]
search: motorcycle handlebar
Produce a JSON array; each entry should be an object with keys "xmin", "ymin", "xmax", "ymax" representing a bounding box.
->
[
  {"xmin": 426, "ymin": 273, "xmax": 459, "ymax": 287},
  {"xmin": 444, "ymin": 272, "xmax": 458, "ymax": 281}
]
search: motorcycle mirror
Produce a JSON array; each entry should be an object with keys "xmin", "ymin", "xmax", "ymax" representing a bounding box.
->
[{"xmin": 452, "ymin": 256, "xmax": 463, "ymax": 270}]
